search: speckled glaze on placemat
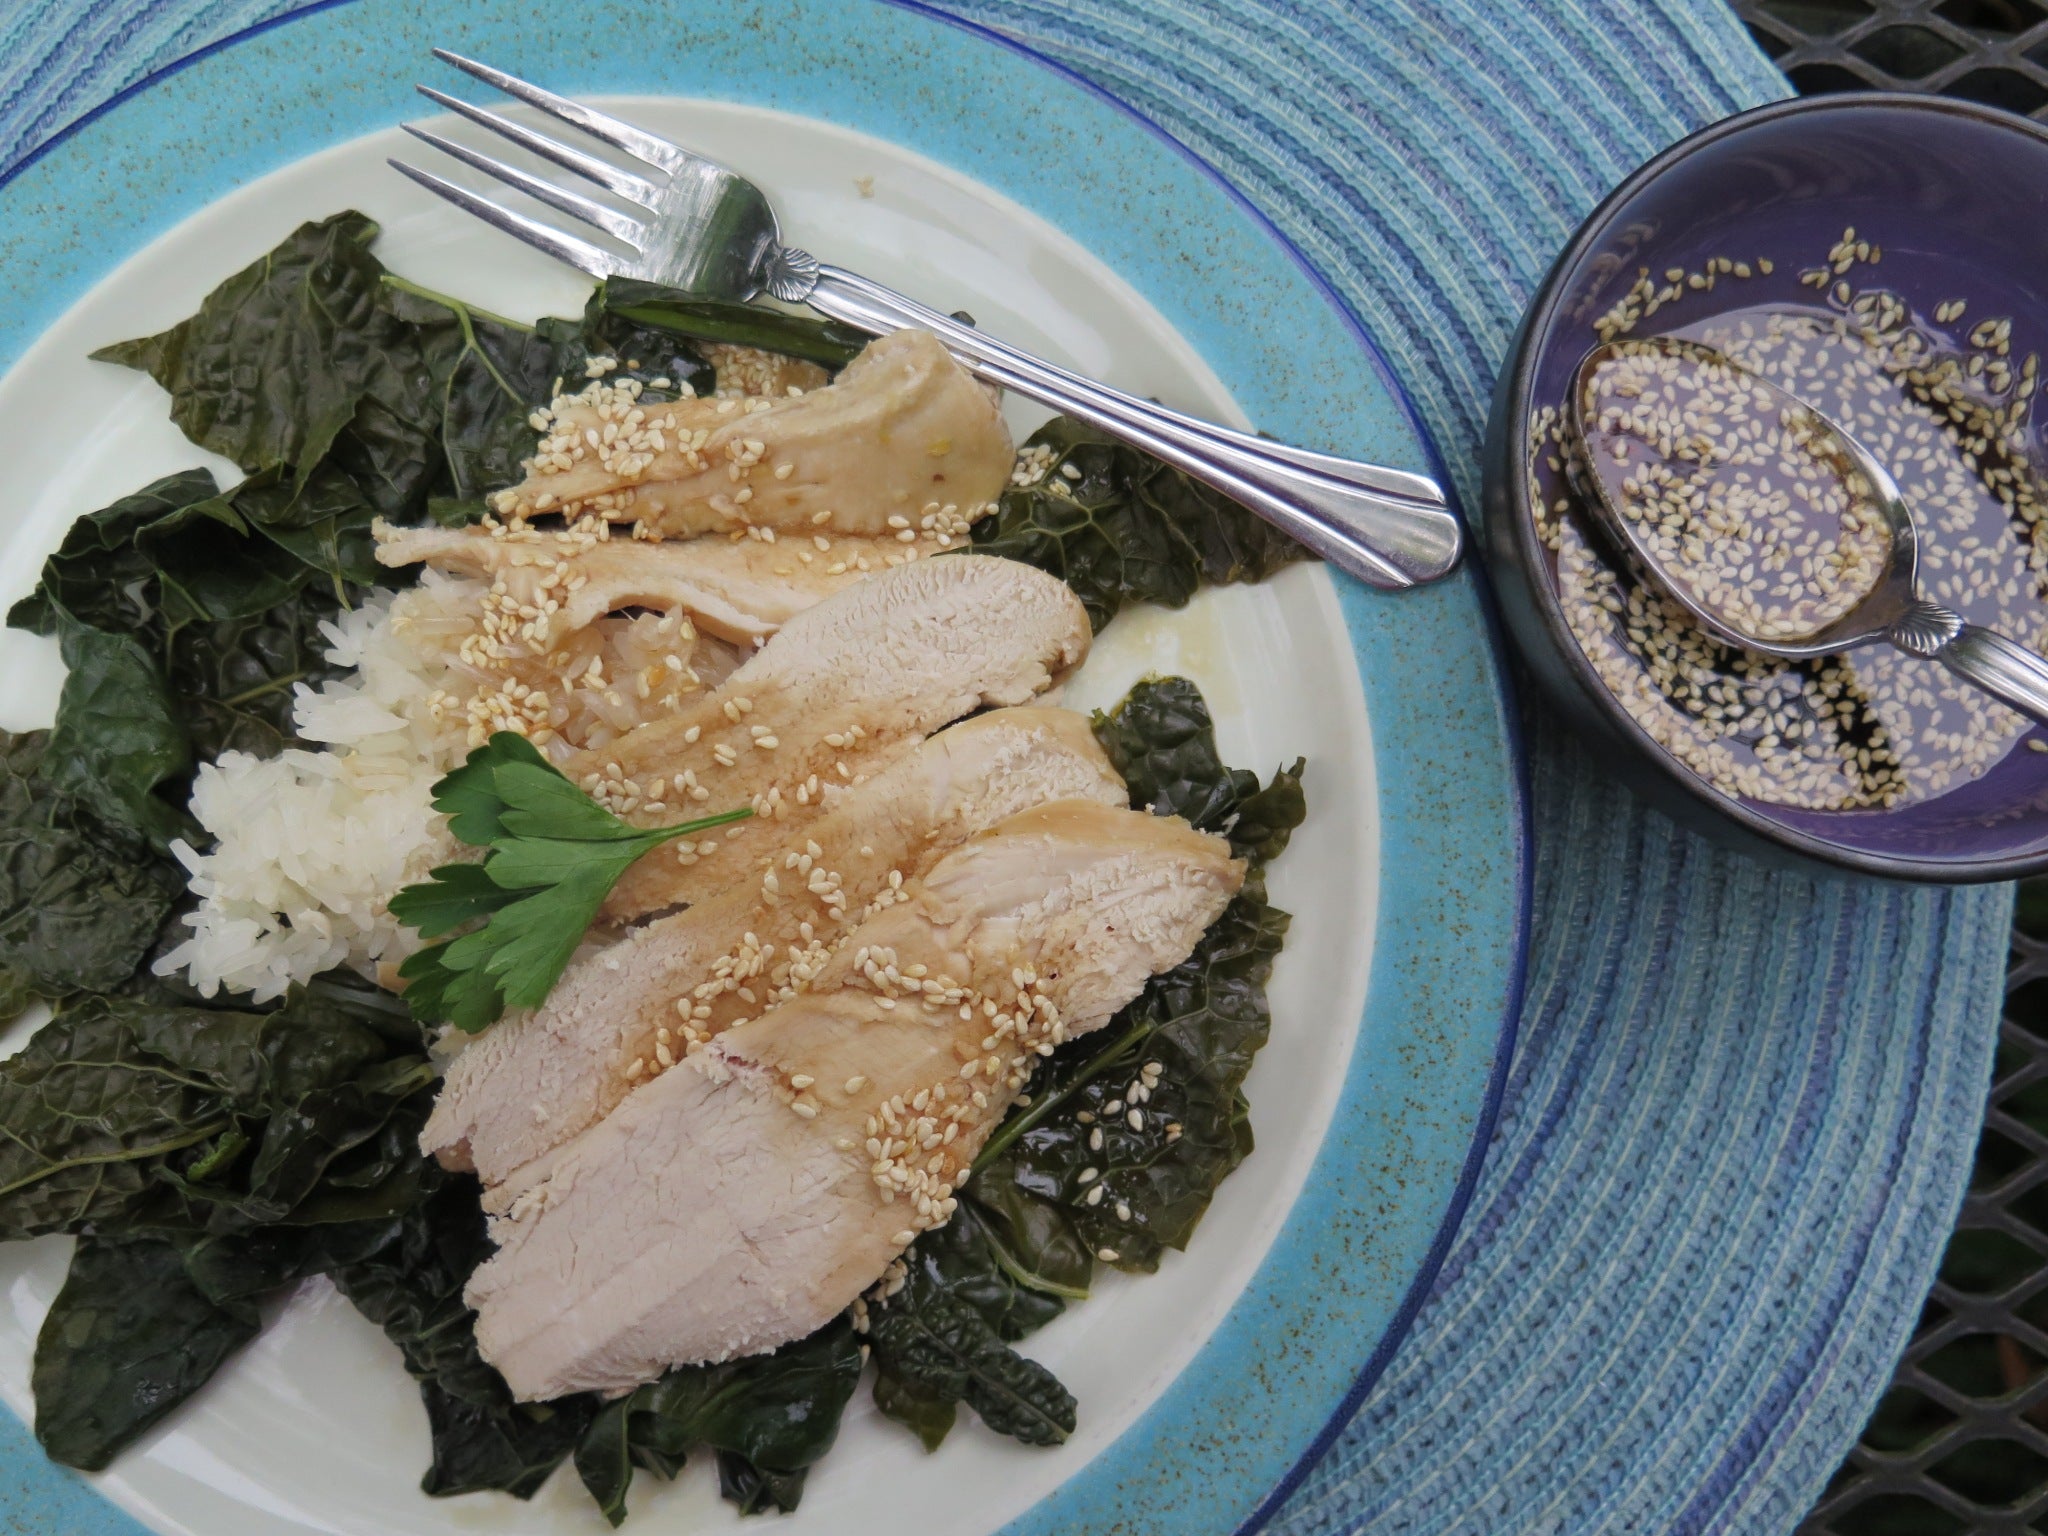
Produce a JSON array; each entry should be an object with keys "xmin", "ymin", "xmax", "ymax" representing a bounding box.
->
[{"xmin": 0, "ymin": 1, "xmax": 2015, "ymax": 1533}]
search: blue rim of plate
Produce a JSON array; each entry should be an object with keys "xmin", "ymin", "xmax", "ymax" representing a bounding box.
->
[{"xmin": 0, "ymin": 3, "xmax": 1529, "ymax": 1532}]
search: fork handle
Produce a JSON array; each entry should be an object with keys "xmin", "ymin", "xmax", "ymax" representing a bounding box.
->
[{"xmin": 801, "ymin": 263, "xmax": 1463, "ymax": 590}]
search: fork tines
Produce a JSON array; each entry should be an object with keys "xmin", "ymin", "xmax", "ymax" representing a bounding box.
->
[{"xmin": 389, "ymin": 49, "xmax": 689, "ymax": 278}]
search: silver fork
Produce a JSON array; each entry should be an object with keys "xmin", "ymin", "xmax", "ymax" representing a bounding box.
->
[{"xmin": 390, "ymin": 50, "xmax": 1462, "ymax": 590}]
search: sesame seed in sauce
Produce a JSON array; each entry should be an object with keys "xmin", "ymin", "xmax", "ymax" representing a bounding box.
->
[{"xmin": 1538, "ymin": 227, "xmax": 2048, "ymax": 809}]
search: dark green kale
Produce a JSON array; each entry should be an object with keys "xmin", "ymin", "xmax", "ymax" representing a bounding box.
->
[
  {"xmin": 1086, "ymin": 674, "xmax": 1308, "ymax": 863},
  {"xmin": 6, "ymin": 467, "xmax": 358, "ymax": 847},
  {"xmin": 965, "ymin": 881, "xmax": 1290, "ymax": 1284},
  {"xmin": 91, "ymin": 212, "xmax": 443, "ymax": 520},
  {"xmin": 323, "ymin": 1163, "xmax": 860, "ymax": 1521},
  {"xmin": 32, "ymin": 1235, "xmax": 264, "ymax": 1470},
  {"xmin": 328, "ymin": 1174, "xmax": 595, "ymax": 1499},
  {"xmin": 380, "ymin": 281, "xmax": 589, "ymax": 504},
  {"xmin": 865, "ymin": 1206, "xmax": 1073, "ymax": 1450},
  {"xmin": 594, "ymin": 278, "xmax": 867, "ymax": 372},
  {"xmin": 573, "ymin": 1321, "xmax": 863, "ymax": 1525},
  {"xmin": 970, "ymin": 415, "xmax": 1312, "ymax": 630},
  {"xmin": 7, "ymin": 471, "xmax": 293, "ymax": 638},
  {"xmin": 11, "ymin": 978, "xmax": 438, "ymax": 1472},
  {"xmin": 31, "ymin": 1221, "xmax": 400, "ymax": 1471},
  {"xmin": 0, "ymin": 987, "xmax": 433, "ymax": 1243},
  {"xmin": 0, "ymin": 729, "xmax": 182, "ymax": 1008},
  {"xmin": 164, "ymin": 583, "xmax": 352, "ymax": 763},
  {"xmin": 216, "ymin": 464, "xmax": 382, "ymax": 597}
]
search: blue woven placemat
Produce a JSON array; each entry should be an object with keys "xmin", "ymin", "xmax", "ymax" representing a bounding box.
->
[{"xmin": 0, "ymin": 2, "xmax": 2013, "ymax": 1533}]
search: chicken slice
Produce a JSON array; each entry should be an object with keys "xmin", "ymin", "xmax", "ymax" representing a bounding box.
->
[
  {"xmin": 579, "ymin": 555, "xmax": 1092, "ymax": 919},
  {"xmin": 496, "ymin": 330, "xmax": 1012, "ymax": 540},
  {"xmin": 420, "ymin": 706, "xmax": 1128, "ymax": 1193},
  {"xmin": 375, "ymin": 518, "xmax": 967, "ymax": 645},
  {"xmin": 466, "ymin": 800, "xmax": 1243, "ymax": 1400}
]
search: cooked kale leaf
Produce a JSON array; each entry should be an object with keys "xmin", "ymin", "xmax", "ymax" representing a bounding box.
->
[
  {"xmin": 7, "ymin": 464, "xmax": 359, "ymax": 838},
  {"xmin": 218, "ymin": 463, "xmax": 381, "ymax": 596},
  {"xmin": 38, "ymin": 602, "xmax": 195, "ymax": 849},
  {"xmin": 32, "ymin": 1235, "xmax": 263, "ymax": 1470},
  {"xmin": 867, "ymin": 1291, "xmax": 1074, "ymax": 1449},
  {"xmin": 327, "ymin": 1174, "xmax": 595, "ymax": 1499},
  {"xmin": 574, "ymin": 1320, "xmax": 863, "ymax": 1526},
  {"xmin": 1088, "ymin": 673, "xmax": 1307, "ymax": 863},
  {"xmin": 7, "ymin": 471, "xmax": 240, "ymax": 637},
  {"xmin": 970, "ymin": 415, "xmax": 1311, "ymax": 630},
  {"xmin": 0, "ymin": 988, "xmax": 433, "ymax": 1242},
  {"xmin": 92, "ymin": 212, "xmax": 441, "ymax": 519},
  {"xmin": 966, "ymin": 880, "xmax": 1289, "ymax": 1277},
  {"xmin": 382, "ymin": 281, "xmax": 588, "ymax": 503},
  {"xmin": 595, "ymin": 278, "xmax": 866, "ymax": 372},
  {"xmin": 0, "ymin": 729, "xmax": 181, "ymax": 1002},
  {"xmin": 166, "ymin": 587, "xmax": 349, "ymax": 763},
  {"xmin": 327, "ymin": 1166, "xmax": 860, "ymax": 1521},
  {"xmin": 0, "ymin": 968, "xmax": 34, "ymax": 1024},
  {"xmin": 31, "ymin": 1218, "xmax": 406, "ymax": 1474},
  {"xmin": 866, "ymin": 1204, "xmax": 1072, "ymax": 1450},
  {"xmin": 13, "ymin": 978, "xmax": 439, "ymax": 1472}
]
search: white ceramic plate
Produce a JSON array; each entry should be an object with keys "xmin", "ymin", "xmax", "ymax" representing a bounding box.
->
[{"xmin": 0, "ymin": 99, "xmax": 1376, "ymax": 1536}]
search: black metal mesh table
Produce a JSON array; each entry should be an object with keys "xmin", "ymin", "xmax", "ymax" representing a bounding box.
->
[
  {"xmin": 1744, "ymin": 0, "xmax": 2048, "ymax": 115},
  {"xmin": 1727, "ymin": 6, "xmax": 2048, "ymax": 1532}
]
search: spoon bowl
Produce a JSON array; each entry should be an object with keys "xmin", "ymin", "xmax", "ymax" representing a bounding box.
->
[{"xmin": 1567, "ymin": 334, "xmax": 2048, "ymax": 724}]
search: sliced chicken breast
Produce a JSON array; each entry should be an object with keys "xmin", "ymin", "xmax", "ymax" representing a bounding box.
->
[
  {"xmin": 376, "ymin": 518, "xmax": 970, "ymax": 645},
  {"xmin": 496, "ymin": 330, "xmax": 1012, "ymax": 539},
  {"xmin": 466, "ymin": 800, "xmax": 1243, "ymax": 1400},
  {"xmin": 421, "ymin": 706, "xmax": 1127, "ymax": 1192},
  {"xmin": 578, "ymin": 555, "xmax": 1092, "ymax": 918}
]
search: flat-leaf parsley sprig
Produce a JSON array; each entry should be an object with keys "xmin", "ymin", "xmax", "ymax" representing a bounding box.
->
[{"xmin": 390, "ymin": 732, "xmax": 749, "ymax": 1031}]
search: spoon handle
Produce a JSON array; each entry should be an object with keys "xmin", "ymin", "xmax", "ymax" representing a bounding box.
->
[{"xmin": 1924, "ymin": 623, "xmax": 2048, "ymax": 727}]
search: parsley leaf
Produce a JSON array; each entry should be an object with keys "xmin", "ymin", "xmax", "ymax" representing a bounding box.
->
[{"xmin": 390, "ymin": 734, "xmax": 749, "ymax": 1031}]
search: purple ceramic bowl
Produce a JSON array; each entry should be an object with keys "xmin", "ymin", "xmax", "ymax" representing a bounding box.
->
[{"xmin": 1482, "ymin": 92, "xmax": 2048, "ymax": 882}]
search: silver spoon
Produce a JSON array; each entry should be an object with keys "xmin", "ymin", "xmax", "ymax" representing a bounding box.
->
[{"xmin": 1569, "ymin": 335, "xmax": 2048, "ymax": 727}]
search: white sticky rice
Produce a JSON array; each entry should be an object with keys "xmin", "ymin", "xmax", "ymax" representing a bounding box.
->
[{"xmin": 155, "ymin": 573, "xmax": 482, "ymax": 1002}]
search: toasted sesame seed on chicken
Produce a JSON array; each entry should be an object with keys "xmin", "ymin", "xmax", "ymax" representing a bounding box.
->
[
  {"xmin": 493, "ymin": 329, "xmax": 1011, "ymax": 540},
  {"xmin": 569, "ymin": 555, "xmax": 1092, "ymax": 919},
  {"xmin": 422, "ymin": 705, "xmax": 1128, "ymax": 1193}
]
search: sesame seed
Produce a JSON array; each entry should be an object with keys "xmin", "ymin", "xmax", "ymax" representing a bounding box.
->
[{"xmin": 1535, "ymin": 243, "xmax": 2044, "ymax": 811}]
